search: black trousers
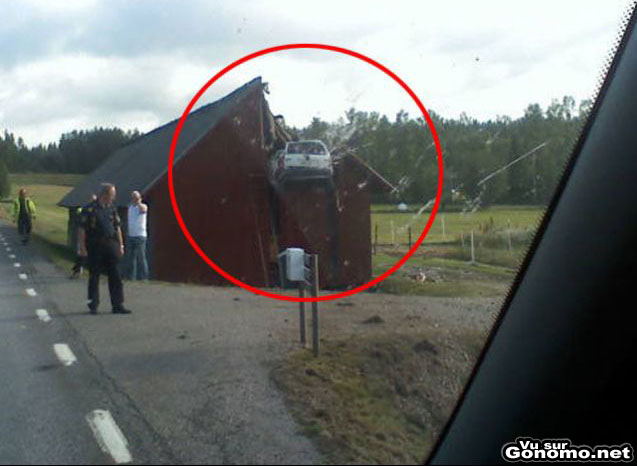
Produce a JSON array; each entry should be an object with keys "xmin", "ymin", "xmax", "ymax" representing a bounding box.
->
[
  {"xmin": 17, "ymin": 216, "xmax": 32, "ymax": 237},
  {"xmin": 87, "ymin": 240, "xmax": 124, "ymax": 310}
]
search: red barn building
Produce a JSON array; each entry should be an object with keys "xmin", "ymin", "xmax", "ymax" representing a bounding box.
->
[{"xmin": 60, "ymin": 78, "xmax": 394, "ymax": 288}]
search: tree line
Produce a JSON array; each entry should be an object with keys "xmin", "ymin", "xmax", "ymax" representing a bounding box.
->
[
  {"xmin": 298, "ymin": 96, "xmax": 590, "ymax": 207},
  {"xmin": 0, "ymin": 127, "xmax": 140, "ymax": 175},
  {"xmin": 0, "ymin": 96, "xmax": 590, "ymax": 206}
]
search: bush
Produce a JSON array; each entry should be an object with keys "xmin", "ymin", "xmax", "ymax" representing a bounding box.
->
[{"xmin": 0, "ymin": 160, "xmax": 10, "ymax": 199}]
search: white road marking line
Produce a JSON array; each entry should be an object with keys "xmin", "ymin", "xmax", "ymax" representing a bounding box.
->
[
  {"xmin": 19, "ymin": 273, "xmax": 27, "ymax": 280},
  {"xmin": 36, "ymin": 309, "xmax": 51, "ymax": 322},
  {"xmin": 26, "ymin": 288, "xmax": 37, "ymax": 297},
  {"xmin": 53, "ymin": 343, "xmax": 77, "ymax": 366},
  {"xmin": 86, "ymin": 410, "xmax": 132, "ymax": 464},
  {"xmin": 7, "ymin": 247, "xmax": 12, "ymax": 252},
  {"xmin": 9, "ymin": 254, "xmax": 16, "ymax": 259},
  {"xmin": 13, "ymin": 262, "xmax": 21, "ymax": 268}
]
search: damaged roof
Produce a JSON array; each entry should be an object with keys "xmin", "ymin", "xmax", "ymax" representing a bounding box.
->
[
  {"xmin": 59, "ymin": 77, "xmax": 265, "ymax": 208},
  {"xmin": 333, "ymin": 153, "xmax": 397, "ymax": 193}
]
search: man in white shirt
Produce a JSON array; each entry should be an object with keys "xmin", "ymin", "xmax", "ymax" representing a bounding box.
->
[{"xmin": 126, "ymin": 190, "xmax": 149, "ymax": 280}]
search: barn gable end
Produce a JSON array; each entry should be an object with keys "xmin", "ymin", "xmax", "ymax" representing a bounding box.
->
[{"xmin": 146, "ymin": 84, "xmax": 275, "ymax": 285}]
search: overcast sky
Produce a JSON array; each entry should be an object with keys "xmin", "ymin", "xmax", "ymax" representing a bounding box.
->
[{"xmin": 0, "ymin": 0, "xmax": 633, "ymax": 146}]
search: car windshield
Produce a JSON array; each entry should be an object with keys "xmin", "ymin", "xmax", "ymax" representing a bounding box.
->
[{"xmin": 287, "ymin": 142, "xmax": 326, "ymax": 155}]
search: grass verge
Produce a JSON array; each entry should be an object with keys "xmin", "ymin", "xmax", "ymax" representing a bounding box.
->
[{"xmin": 272, "ymin": 330, "xmax": 485, "ymax": 464}]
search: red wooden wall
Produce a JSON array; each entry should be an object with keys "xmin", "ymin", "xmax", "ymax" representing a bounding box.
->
[
  {"xmin": 275, "ymin": 157, "xmax": 374, "ymax": 289},
  {"xmin": 146, "ymin": 88, "xmax": 274, "ymax": 286}
]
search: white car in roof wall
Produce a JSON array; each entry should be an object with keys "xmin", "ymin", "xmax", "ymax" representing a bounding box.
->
[{"xmin": 268, "ymin": 140, "xmax": 333, "ymax": 186}]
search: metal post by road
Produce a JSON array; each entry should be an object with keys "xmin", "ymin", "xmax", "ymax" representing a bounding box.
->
[
  {"xmin": 298, "ymin": 282, "xmax": 306, "ymax": 347},
  {"xmin": 311, "ymin": 254, "xmax": 320, "ymax": 357}
]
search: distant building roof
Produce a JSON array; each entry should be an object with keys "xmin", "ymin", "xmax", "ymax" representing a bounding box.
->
[{"xmin": 59, "ymin": 77, "xmax": 264, "ymax": 208}]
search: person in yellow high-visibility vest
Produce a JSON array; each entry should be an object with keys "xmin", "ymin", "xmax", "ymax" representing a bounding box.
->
[{"xmin": 12, "ymin": 188, "xmax": 37, "ymax": 245}]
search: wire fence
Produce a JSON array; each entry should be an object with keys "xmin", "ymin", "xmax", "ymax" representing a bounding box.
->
[{"xmin": 372, "ymin": 217, "xmax": 536, "ymax": 268}]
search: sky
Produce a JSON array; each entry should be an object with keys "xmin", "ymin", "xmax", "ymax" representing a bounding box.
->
[{"xmin": 0, "ymin": 0, "xmax": 634, "ymax": 147}]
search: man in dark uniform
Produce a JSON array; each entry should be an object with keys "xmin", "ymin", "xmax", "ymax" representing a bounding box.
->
[{"xmin": 77, "ymin": 183, "xmax": 132, "ymax": 315}]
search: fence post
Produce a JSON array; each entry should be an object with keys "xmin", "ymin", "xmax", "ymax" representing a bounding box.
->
[
  {"xmin": 507, "ymin": 218, "xmax": 513, "ymax": 254},
  {"xmin": 374, "ymin": 224, "xmax": 378, "ymax": 255},
  {"xmin": 390, "ymin": 220, "xmax": 395, "ymax": 245},
  {"xmin": 408, "ymin": 226, "xmax": 412, "ymax": 249},
  {"xmin": 311, "ymin": 254, "xmax": 320, "ymax": 357},
  {"xmin": 298, "ymin": 282, "xmax": 306, "ymax": 347},
  {"xmin": 442, "ymin": 214, "xmax": 446, "ymax": 240},
  {"xmin": 470, "ymin": 229, "xmax": 476, "ymax": 264}
]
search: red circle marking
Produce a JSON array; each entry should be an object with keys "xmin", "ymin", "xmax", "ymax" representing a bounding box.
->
[{"xmin": 168, "ymin": 43, "xmax": 444, "ymax": 302}]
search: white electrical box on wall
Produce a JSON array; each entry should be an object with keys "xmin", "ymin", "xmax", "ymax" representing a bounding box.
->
[{"xmin": 284, "ymin": 248, "xmax": 306, "ymax": 282}]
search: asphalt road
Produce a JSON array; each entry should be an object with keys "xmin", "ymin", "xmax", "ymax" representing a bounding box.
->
[
  {"xmin": 0, "ymin": 221, "xmax": 320, "ymax": 465},
  {"xmin": 0, "ymin": 223, "xmax": 174, "ymax": 465}
]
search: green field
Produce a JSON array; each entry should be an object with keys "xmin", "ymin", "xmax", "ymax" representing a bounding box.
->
[
  {"xmin": 8, "ymin": 173, "xmax": 85, "ymax": 188},
  {"xmin": 370, "ymin": 204, "xmax": 544, "ymax": 295},
  {"xmin": 371, "ymin": 204, "xmax": 543, "ymax": 245}
]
